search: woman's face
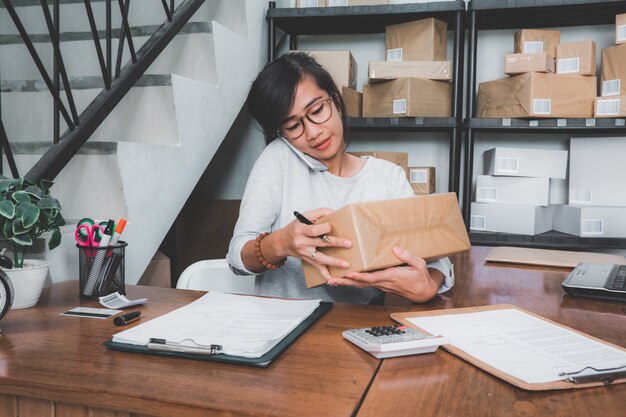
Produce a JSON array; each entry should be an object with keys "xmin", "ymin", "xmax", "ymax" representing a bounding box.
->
[{"xmin": 280, "ymin": 76, "xmax": 344, "ymax": 163}]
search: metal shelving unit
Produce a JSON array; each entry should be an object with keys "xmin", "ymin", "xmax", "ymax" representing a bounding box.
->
[
  {"xmin": 266, "ymin": 1, "xmax": 466, "ymax": 195},
  {"xmin": 464, "ymin": 0, "xmax": 626, "ymax": 249}
]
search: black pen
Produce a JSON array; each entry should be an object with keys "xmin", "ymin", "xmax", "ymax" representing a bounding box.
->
[
  {"xmin": 114, "ymin": 310, "xmax": 141, "ymax": 326},
  {"xmin": 293, "ymin": 211, "xmax": 331, "ymax": 243}
]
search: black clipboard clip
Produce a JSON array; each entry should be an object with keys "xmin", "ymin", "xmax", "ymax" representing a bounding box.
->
[
  {"xmin": 148, "ymin": 338, "xmax": 222, "ymax": 356},
  {"xmin": 559, "ymin": 365, "xmax": 626, "ymax": 384}
]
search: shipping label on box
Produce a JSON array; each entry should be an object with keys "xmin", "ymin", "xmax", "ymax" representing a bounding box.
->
[
  {"xmin": 475, "ymin": 175, "xmax": 550, "ymax": 206},
  {"xmin": 617, "ymin": 13, "xmax": 626, "ymax": 44},
  {"xmin": 483, "ymin": 147, "xmax": 568, "ymax": 179},
  {"xmin": 601, "ymin": 44, "xmax": 626, "ymax": 96},
  {"xmin": 470, "ymin": 203, "xmax": 554, "ymax": 235},
  {"xmin": 350, "ymin": 151, "xmax": 408, "ymax": 178},
  {"xmin": 594, "ymin": 96, "xmax": 626, "ymax": 117},
  {"xmin": 303, "ymin": 50, "xmax": 357, "ymax": 89},
  {"xmin": 553, "ymin": 205, "xmax": 626, "ymax": 238},
  {"xmin": 477, "ymin": 72, "xmax": 596, "ymax": 118},
  {"xmin": 368, "ymin": 60, "xmax": 451, "ymax": 81},
  {"xmin": 302, "ymin": 193, "xmax": 470, "ymax": 288},
  {"xmin": 556, "ymin": 40, "xmax": 596, "ymax": 76},
  {"xmin": 363, "ymin": 77, "xmax": 451, "ymax": 117},
  {"xmin": 409, "ymin": 167, "xmax": 435, "ymax": 195},
  {"xmin": 504, "ymin": 52, "xmax": 555, "ymax": 75},
  {"xmin": 569, "ymin": 137, "xmax": 626, "ymax": 207},
  {"xmin": 385, "ymin": 18, "xmax": 447, "ymax": 61},
  {"xmin": 514, "ymin": 29, "xmax": 560, "ymax": 57},
  {"xmin": 342, "ymin": 87, "xmax": 362, "ymax": 118}
]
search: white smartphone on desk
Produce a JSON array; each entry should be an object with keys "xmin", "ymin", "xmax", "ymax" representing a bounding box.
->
[{"xmin": 342, "ymin": 325, "xmax": 449, "ymax": 359}]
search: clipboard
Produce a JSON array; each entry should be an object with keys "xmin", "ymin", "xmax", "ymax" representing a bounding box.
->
[
  {"xmin": 392, "ymin": 304, "xmax": 626, "ymax": 391},
  {"xmin": 104, "ymin": 301, "xmax": 332, "ymax": 367}
]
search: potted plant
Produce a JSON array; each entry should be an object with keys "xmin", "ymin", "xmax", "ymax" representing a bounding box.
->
[{"xmin": 0, "ymin": 176, "xmax": 65, "ymax": 309}]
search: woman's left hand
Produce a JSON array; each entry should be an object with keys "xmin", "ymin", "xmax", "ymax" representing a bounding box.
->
[{"xmin": 327, "ymin": 246, "xmax": 444, "ymax": 303}]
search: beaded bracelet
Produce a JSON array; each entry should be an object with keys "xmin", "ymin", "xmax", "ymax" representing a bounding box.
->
[{"xmin": 254, "ymin": 232, "xmax": 286, "ymax": 270}]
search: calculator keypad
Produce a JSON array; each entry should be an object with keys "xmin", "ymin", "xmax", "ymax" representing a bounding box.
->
[{"xmin": 347, "ymin": 325, "xmax": 428, "ymax": 344}]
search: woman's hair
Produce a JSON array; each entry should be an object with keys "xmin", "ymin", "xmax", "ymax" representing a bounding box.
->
[{"xmin": 246, "ymin": 52, "xmax": 348, "ymax": 145}]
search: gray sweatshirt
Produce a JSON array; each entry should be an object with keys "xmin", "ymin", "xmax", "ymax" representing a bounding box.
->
[{"xmin": 227, "ymin": 138, "xmax": 454, "ymax": 304}]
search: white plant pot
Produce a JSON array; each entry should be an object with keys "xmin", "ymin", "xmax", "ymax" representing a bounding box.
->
[{"xmin": 3, "ymin": 260, "xmax": 50, "ymax": 309}]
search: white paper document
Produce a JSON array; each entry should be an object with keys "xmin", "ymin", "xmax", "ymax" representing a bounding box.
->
[
  {"xmin": 409, "ymin": 309, "xmax": 626, "ymax": 384},
  {"xmin": 112, "ymin": 292, "xmax": 321, "ymax": 358}
]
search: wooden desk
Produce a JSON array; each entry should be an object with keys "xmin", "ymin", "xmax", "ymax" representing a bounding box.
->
[
  {"xmin": 358, "ymin": 246, "xmax": 626, "ymax": 417},
  {"xmin": 0, "ymin": 281, "xmax": 403, "ymax": 417}
]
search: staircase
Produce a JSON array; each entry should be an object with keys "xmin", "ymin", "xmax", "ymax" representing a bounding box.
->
[{"xmin": 0, "ymin": 0, "xmax": 268, "ymax": 284}]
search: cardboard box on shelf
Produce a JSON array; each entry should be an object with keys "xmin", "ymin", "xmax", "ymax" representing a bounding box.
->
[
  {"xmin": 349, "ymin": 151, "xmax": 408, "ymax": 178},
  {"xmin": 385, "ymin": 18, "xmax": 447, "ymax": 62},
  {"xmin": 303, "ymin": 193, "xmax": 470, "ymax": 288},
  {"xmin": 363, "ymin": 78, "xmax": 451, "ymax": 117},
  {"xmin": 303, "ymin": 50, "xmax": 357, "ymax": 89},
  {"xmin": 553, "ymin": 205, "xmax": 626, "ymax": 238},
  {"xmin": 470, "ymin": 202, "xmax": 554, "ymax": 235},
  {"xmin": 475, "ymin": 175, "xmax": 550, "ymax": 206},
  {"xmin": 483, "ymin": 147, "xmax": 568, "ymax": 179},
  {"xmin": 594, "ymin": 96, "xmax": 626, "ymax": 117},
  {"xmin": 408, "ymin": 166, "xmax": 436, "ymax": 195},
  {"xmin": 328, "ymin": 0, "xmax": 390, "ymax": 5},
  {"xmin": 616, "ymin": 13, "xmax": 626, "ymax": 44},
  {"xmin": 569, "ymin": 136, "xmax": 626, "ymax": 207},
  {"xmin": 600, "ymin": 44, "xmax": 626, "ymax": 96},
  {"xmin": 514, "ymin": 29, "xmax": 560, "ymax": 57},
  {"xmin": 504, "ymin": 53, "xmax": 555, "ymax": 75},
  {"xmin": 137, "ymin": 251, "xmax": 171, "ymax": 288},
  {"xmin": 342, "ymin": 87, "xmax": 362, "ymax": 118},
  {"xmin": 556, "ymin": 40, "xmax": 596, "ymax": 76},
  {"xmin": 549, "ymin": 178, "xmax": 568, "ymax": 205},
  {"xmin": 477, "ymin": 72, "xmax": 596, "ymax": 118},
  {"xmin": 297, "ymin": 0, "xmax": 327, "ymax": 7},
  {"xmin": 368, "ymin": 60, "xmax": 451, "ymax": 81}
]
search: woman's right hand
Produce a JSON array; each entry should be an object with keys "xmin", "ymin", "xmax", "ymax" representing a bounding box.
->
[{"xmin": 277, "ymin": 208, "xmax": 352, "ymax": 281}]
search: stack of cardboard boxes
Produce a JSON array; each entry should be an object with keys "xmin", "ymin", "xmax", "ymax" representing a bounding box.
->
[
  {"xmin": 553, "ymin": 137, "xmax": 626, "ymax": 238},
  {"xmin": 296, "ymin": 0, "xmax": 390, "ymax": 7},
  {"xmin": 595, "ymin": 14, "xmax": 626, "ymax": 117},
  {"xmin": 478, "ymin": 29, "xmax": 597, "ymax": 118},
  {"xmin": 470, "ymin": 147, "xmax": 568, "ymax": 235},
  {"xmin": 363, "ymin": 18, "xmax": 451, "ymax": 117}
]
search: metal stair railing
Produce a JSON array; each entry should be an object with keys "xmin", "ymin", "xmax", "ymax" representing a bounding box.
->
[{"xmin": 0, "ymin": 0, "xmax": 205, "ymax": 182}]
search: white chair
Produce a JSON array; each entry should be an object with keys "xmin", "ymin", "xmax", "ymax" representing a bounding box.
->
[{"xmin": 176, "ymin": 259, "xmax": 256, "ymax": 295}]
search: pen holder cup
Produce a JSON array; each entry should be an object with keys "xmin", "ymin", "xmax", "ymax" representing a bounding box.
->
[{"xmin": 78, "ymin": 241, "xmax": 127, "ymax": 299}]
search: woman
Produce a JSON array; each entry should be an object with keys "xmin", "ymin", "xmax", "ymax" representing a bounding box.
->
[{"xmin": 227, "ymin": 52, "xmax": 453, "ymax": 304}]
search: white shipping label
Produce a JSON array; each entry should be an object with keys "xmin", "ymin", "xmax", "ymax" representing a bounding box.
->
[
  {"xmin": 602, "ymin": 79, "xmax": 621, "ymax": 96},
  {"xmin": 328, "ymin": 0, "xmax": 347, "ymax": 6},
  {"xmin": 523, "ymin": 41, "xmax": 543, "ymax": 54},
  {"xmin": 393, "ymin": 99, "xmax": 407, "ymax": 114},
  {"xmin": 497, "ymin": 157, "xmax": 519, "ymax": 174},
  {"xmin": 300, "ymin": 0, "xmax": 319, "ymax": 7},
  {"xmin": 410, "ymin": 169, "xmax": 428, "ymax": 184},
  {"xmin": 476, "ymin": 187, "xmax": 498, "ymax": 202},
  {"xmin": 581, "ymin": 219, "xmax": 604, "ymax": 236},
  {"xmin": 618, "ymin": 25, "xmax": 626, "ymax": 42},
  {"xmin": 386, "ymin": 48, "xmax": 403, "ymax": 62},
  {"xmin": 596, "ymin": 99, "xmax": 621, "ymax": 116},
  {"xmin": 470, "ymin": 215, "xmax": 486, "ymax": 231},
  {"xmin": 533, "ymin": 99, "xmax": 552, "ymax": 115},
  {"xmin": 557, "ymin": 57, "xmax": 580, "ymax": 74},
  {"xmin": 570, "ymin": 189, "xmax": 592, "ymax": 204}
]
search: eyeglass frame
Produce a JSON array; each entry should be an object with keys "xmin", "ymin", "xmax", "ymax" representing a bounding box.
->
[{"xmin": 276, "ymin": 98, "xmax": 334, "ymax": 140}]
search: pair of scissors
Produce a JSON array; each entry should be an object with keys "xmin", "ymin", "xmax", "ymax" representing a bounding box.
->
[{"xmin": 75, "ymin": 218, "xmax": 107, "ymax": 250}]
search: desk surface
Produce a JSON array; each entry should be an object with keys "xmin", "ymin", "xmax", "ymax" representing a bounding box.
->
[{"xmin": 0, "ymin": 247, "xmax": 625, "ymax": 417}]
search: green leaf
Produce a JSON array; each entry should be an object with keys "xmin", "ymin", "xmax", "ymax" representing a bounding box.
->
[
  {"xmin": 37, "ymin": 197, "xmax": 61, "ymax": 210},
  {"xmin": 0, "ymin": 179, "xmax": 13, "ymax": 194},
  {"xmin": 0, "ymin": 200, "xmax": 15, "ymax": 219},
  {"xmin": 10, "ymin": 234, "xmax": 32, "ymax": 246},
  {"xmin": 3, "ymin": 220, "xmax": 13, "ymax": 239},
  {"xmin": 12, "ymin": 191, "xmax": 31, "ymax": 204},
  {"xmin": 53, "ymin": 213, "xmax": 66, "ymax": 227},
  {"xmin": 23, "ymin": 186, "xmax": 44, "ymax": 200},
  {"xmin": 21, "ymin": 204, "xmax": 40, "ymax": 229},
  {"xmin": 10, "ymin": 178, "xmax": 23, "ymax": 190},
  {"xmin": 48, "ymin": 227, "xmax": 61, "ymax": 250},
  {"xmin": 12, "ymin": 219, "xmax": 29, "ymax": 235},
  {"xmin": 40, "ymin": 179, "xmax": 54, "ymax": 194}
]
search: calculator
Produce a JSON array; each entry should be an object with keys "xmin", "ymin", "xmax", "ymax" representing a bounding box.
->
[{"xmin": 342, "ymin": 325, "xmax": 449, "ymax": 359}]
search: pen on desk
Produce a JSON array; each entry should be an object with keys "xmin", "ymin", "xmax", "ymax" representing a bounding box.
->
[
  {"xmin": 293, "ymin": 211, "xmax": 330, "ymax": 243},
  {"xmin": 114, "ymin": 310, "xmax": 141, "ymax": 326}
]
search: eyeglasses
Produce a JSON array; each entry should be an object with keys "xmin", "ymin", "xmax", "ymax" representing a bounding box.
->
[{"xmin": 278, "ymin": 98, "xmax": 333, "ymax": 140}]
